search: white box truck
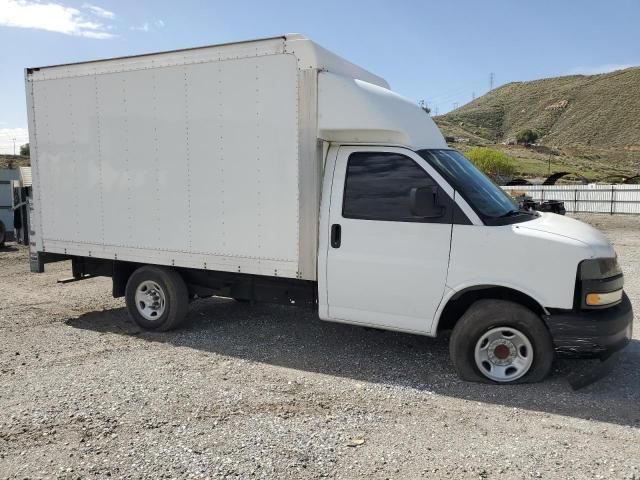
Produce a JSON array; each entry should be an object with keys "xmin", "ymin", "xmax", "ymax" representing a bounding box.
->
[{"xmin": 25, "ymin": 34, "xmax": 632, "ymax": 384}]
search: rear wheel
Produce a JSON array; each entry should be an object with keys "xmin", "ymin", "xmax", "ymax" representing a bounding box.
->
[
  {"xmin": 125, "ymin": 265, "xmax": 189, "ymax": 331},
  {"xmin": 449, "ymin": 299, "xmax": 554, "ymax": 384}
]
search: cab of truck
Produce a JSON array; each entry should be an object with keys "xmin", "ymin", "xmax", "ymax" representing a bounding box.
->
[{"xmin": 316, "ymin": 71, "xmax": 633, "ymax": 384}]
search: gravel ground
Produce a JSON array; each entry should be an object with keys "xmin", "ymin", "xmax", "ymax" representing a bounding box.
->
[{"xmin": 0, "ymin": 213, "xmax": 639, "ymax": 479}]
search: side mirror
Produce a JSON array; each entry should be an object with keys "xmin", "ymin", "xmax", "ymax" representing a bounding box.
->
[{"xmin": 410, "ymin": 186, "xmax": 445, "ymax": 218}]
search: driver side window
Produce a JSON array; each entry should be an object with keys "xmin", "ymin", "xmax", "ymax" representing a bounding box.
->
[{"xmin": 342, "ymin": 152, "xmax": 440, "ymax": 222}]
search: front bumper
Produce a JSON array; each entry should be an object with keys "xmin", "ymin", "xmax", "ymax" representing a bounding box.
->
[{"xmin": 543, "ymin": 293, "xmax": 633, "ymax": 358}]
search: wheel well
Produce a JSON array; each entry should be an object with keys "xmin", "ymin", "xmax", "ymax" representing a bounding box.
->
[
  {"xmin": 437, "ymin": 286, "xmax": 545, "ymax": 334},
  {"xmin": 112, "ymin": 262, "xmax": 139, "ymax": 298}
]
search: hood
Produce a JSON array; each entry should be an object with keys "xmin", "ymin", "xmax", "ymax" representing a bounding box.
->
[{"xmin": 516, "ymin": 213, "xmax": 615, "ymax": 258}]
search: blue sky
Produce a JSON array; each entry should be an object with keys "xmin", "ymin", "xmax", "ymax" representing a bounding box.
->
[{"xmin": 1, "ymin": 0, "xmax": 639, "ymax": 153}]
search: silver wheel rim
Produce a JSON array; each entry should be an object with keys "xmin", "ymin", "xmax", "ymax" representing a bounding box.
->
[
  {"xmin": 134, "ymin": 280, "xmax": 166, "ymax": 321},
  {"xmin": 474, "ymin": 327, "xmax": 534, "ymax": 382}
]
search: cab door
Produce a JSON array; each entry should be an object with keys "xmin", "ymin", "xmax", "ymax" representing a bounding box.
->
[{"xmin": 324, "ymin": 146, "xmax": 454, "ymax": 334}]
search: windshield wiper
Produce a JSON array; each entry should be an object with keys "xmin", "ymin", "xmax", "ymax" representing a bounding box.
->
[
  {"xmin": 499, "ymin": 209, "xmax": 520, "ymax": 217},
  {"xmin": 499, "ymin": 208, "xmax": 535, "ymax": 218}
]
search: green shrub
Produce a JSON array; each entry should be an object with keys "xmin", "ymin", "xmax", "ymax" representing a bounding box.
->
[
  {"xmin": 515, "ymin": 129, "xmax": 539, "ymax": 144},
  {"xmin": 465, "ymin": 147, "xmax": 516, "ymax": 177}
]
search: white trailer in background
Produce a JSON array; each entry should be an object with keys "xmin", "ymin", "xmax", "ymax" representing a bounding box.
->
[
  {"xmin": 0, "ymin": 168, "xmax": 20, "ymax": 245},
  {"xmin": 26, "ymin": 34, "xmax": 632, "ymax": 385}
]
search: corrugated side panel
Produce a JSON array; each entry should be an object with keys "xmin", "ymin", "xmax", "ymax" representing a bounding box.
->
[{"xmin": 30, "ymin": 52, "xmax": 301, "ymax": 278}]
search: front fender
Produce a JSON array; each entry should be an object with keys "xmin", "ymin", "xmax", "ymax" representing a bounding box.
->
[{"xmin": 430, "ymin": 281, "xmax": 549, "ymax": 334}]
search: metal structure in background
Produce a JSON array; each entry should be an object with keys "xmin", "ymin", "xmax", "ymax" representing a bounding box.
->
[
  {"xmin": 502, "ymin": 184, "xmax": 640, "ymax": 215},
  {"xmin": 0, "ymin": 168, "xmax": 20, "ymax": 244},
  {"xmin": 0, "ymin": 167, "xmax": 32, "ymax": 245},
  {"xmin": 12, "ymin": 167, "xmax": 32, "ymax": 245}
]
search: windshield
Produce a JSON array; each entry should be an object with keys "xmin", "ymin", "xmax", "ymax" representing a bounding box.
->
[{"xmin": 417, "ymin": 149, "xmax": 519, "ymax": 219}]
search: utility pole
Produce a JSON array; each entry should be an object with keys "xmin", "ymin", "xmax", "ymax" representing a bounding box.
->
[
  {"xmin": 489, "ymin": 72, "xmax": 494, "ymax": 91},
  {"xmin": 12, "ymin": 138, "xmax": 16, "ymax": 156}
]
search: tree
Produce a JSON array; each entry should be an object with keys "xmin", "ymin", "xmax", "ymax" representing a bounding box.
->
[
  {"xmin": 465, "ymin": 147, "xmax": 516, "ymax": 178},
  {"xmin": 515, "ymin": 129, "xmax": 539, "ymax": 145},
  {"xmin": 19, "ymin": 143, "xmax": 30, "ymax": 156}
]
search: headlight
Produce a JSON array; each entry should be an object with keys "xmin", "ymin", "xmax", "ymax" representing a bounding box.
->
[
  {"xmin": 585, "ymin": 289, "xmax": 623, "ymax": 307},
  {"xmin": 579, "ymin": 257, "xmax": 622, "ymax": 280},
  {"xmin": 578, "ymin": 258, "xmax": 624, "ymax": 309}
]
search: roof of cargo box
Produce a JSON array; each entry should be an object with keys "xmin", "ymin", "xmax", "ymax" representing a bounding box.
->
[
  {"xmin": 284, "ymin": 34, "xmax": 389, "ymax": 88},
  {"xmin": 25, "ymin": 34, "xmax": 389, "ymax": 89},
  {"xmin": 26, "ymin": 34, "xmax": 446, "ymax": 149}
]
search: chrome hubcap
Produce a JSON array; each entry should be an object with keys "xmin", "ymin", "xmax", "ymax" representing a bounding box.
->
[
  {"xmin": 474, "ymin": 327, "xmax": 533, "ymax": 382},
  {"xmin": 135, "ymin": 280, "xmax": 166, "ymax": 321}
]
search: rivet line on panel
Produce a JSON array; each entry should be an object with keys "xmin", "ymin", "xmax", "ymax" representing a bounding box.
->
[
  {"xmin": 218, "ymin": 62, "xmax": 226, "ymax": 250},
  {"xmin": 28, "ymin": 81, "xmax": 45, "ymax": 243},
  {"xmin": 94, "ymin": 71, "xmax": 106, "ymax": 246},
  {"xmin": 151, "ymin": 61, "xmax": 162, "ymax": 246},
  {"xmin": 184, "ymin": 61, "xmax": 193, "ymax": 251},
  {"xmin": 122, "ymin": 75, "xmax": 133, "ymax": 246},
  {"xmin": 68, "ymin": 80, "xmax": 80, "ymax": 240},
  {"xmin": 42, "ymin": 81, "xmax": 53, "ymax": 237},
  {"xmin": 256, "ymin": 60, "xmax": 262, "ymax": 256}
]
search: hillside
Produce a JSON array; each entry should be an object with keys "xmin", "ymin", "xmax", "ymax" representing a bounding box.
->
[
  {"xmin": 0, "ymin": 154, "xmax": 30, "ymax": 169},
  {"xmin": 436, "ymin": 67, "xmax": 640, "ymax": 176}
]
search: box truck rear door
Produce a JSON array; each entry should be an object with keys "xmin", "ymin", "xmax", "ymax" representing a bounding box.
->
[{"xmin": 325, "ymin": 146, "xmax": 452, "ymax": 334}]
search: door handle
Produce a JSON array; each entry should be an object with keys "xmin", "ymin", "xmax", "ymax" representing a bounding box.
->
[{"xmin": 331, "ymin": 224, "xmax": 341, "ymax": 248}]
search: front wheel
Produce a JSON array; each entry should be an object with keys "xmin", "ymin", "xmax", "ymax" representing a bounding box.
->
[
  {"xmin": 125, "ymin": 265, "xmax": 189, "ymax": 331},
  {"xmin": 449, "ymin": 299, "xmax": 554, "ymax": 384}
]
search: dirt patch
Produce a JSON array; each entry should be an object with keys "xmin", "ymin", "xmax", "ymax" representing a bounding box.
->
[{"xmin": 0, "ymin": 214, "xmax": 639, "ymax": 479}]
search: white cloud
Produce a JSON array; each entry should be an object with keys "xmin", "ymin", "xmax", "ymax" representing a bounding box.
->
[
  {"xmin": 566, "ymin": 63, "xmax": 636, "ymax": 75},
  {"xmin": 0, "ymin": 0, "xmax": 116, "ymax": 39},
  {"xmin": 82, "ymin": 3, "xmax": 115, "ymax": 20},
  {"xmin": 130, "ymin": 21, "xmax": 149, "ymax": 32},
  {"xmin": 0, "ymin": 128, "xmax": 29, "ymax": 155},
  {"xmin": 130, "ymin": 19, "xmax": 165, "ymax": 32}
]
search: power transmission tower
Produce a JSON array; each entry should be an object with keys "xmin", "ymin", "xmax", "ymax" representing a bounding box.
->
[
  {"xmin": 472, "ymin": 91, "xmax": 476, "ymax": 100},
  {"xmin": 453, "ymin": 102, "xmax": 459, "ymax": 110},
  {"xmin": 489, "ymin": 72, "xmax": 494, "ymax": 91},
  {"xmin": 434, "ymin": 106, "xmax": 439, "ymax": 116}
]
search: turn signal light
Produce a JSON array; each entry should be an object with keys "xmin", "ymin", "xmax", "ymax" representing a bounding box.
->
[{"xmin": 585, "ymin": 290, "xmax": 623, "ymax": 306}]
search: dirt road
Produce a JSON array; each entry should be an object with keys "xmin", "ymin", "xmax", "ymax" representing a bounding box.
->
[{"xmin": 1, "ymin": 214, "xmax": 639, "ymax": 479}]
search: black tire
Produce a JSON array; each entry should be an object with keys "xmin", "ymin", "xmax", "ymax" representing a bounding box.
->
[
  {"xmin": 0, "ymin": 221, "xmax": 5, "ymax": 247},
  {"xmin": 449, "ymin": 299, "xmax": 554, "ymax": 384},
  {"xmin": 125, "ymin": 265, "xmax": 189, "ymax": 331}
]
